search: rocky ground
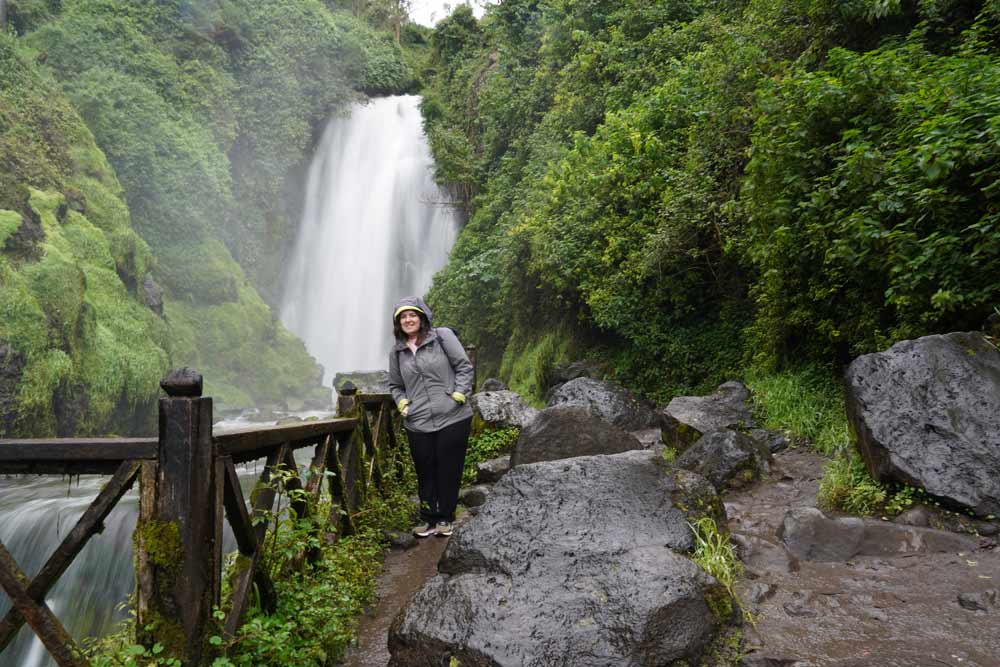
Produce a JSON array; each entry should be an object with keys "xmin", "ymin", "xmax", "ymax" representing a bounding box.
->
[
  {"xmin": 729, "ymin": 448, "xmax": 1000, "ymax": 667},
  {"xmin": 341, "ymin": 532, "xmax": 451, "ymax": 667}
]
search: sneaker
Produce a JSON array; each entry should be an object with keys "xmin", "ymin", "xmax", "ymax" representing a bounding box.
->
[
  {"xmin": 435, "ymin": 521, "xmax": 454, "ymax": 537},
  {"xmin": 413, "ymin": 523, "xmax": 436, "ymax": 538}
]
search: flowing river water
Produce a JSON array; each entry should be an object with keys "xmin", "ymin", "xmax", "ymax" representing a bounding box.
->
[{"xmin": 0, "ymin": 95, "xmax": 459, "ymax": 666}]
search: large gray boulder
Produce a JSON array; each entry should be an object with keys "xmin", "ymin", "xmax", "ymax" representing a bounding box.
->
[
  {"xmin": 511, "ymin": 405, "xmax": 643, "ymax": 466},
  {"xmin": 662, "ymin": 381, "xmax": 755, "ymax": 449},
  {"xmin": 676, "ymin": 430, "xmax": 771, "ymax": 491},
  {"xmin": 471, "ymin": 390, "xmax": 539, "ymax": 430},
  {"xmin": 546, "ymin": 377, "xmax": 660, "ymax": 431},
  {"xmin": 845, "ymin": 331, "xmax": 1000, "ymax": 516},
  {"xmin": 389, "ymin": 450, "xmax": 729, "ymax": 667}
]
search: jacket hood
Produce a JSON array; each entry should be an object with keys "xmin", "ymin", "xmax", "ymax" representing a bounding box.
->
[{"xmin": 392, "ymin": 296, "xmax": 433, "ymax": 326}]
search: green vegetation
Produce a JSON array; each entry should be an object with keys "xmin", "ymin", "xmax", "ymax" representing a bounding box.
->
[
  {"xmin": 1, "ymin": 1, "xmax": 415, "ymax": 433},
  {"xmin": 0, "ymin": 38, "xmax": 168, "ymax": 435},
  {"xmin": 688, "ymin": 516, "xmax": 743, "ymax": 620},
  {"xmin": 745, "ymin": 366, "xmax": 849, "ymax": 456},
  {"xmin": 419, "ymin": 0, "xmax": 1000, "ymax": 402},
  {"xmin": 462, "ymin": 426, "xmax": 519, "ymax": 485}
]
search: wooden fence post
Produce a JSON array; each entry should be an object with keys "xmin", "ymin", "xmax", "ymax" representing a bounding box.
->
[{"xmin": 136, "ymin": 368, "xmax": 220, "ymax": 665}]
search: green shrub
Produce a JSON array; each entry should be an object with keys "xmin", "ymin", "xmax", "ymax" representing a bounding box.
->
[
  {"xmin": 745, "ymin": 365, "xmax": 850, "ymax": 455},
  {"xmin": 462, "ymin": 427, "xmax": 519, "ymax": 486}
]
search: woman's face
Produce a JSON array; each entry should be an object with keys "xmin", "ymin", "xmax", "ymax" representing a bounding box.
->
[{"xmin": 399, "ymin": 310, "xmax": 421, "ymax": 337}]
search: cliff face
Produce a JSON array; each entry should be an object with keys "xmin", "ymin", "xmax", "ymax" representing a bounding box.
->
[
  {"xmin": 0, "ymin": 36, "xmax": 167, "ymax": 435},
  {"xmin": 0, "ymin": 2, "xmax": 415, "ymax": 435}
]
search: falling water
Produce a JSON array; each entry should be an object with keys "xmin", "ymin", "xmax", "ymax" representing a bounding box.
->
[
  {"xmin": 0, "ymin": 96, "xmax": 459, "ymax": 666},
  {"xmin": 281, "ymin": 95, "xmax": 459, "ymax": 380}
]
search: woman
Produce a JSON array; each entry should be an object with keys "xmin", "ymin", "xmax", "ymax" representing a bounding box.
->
[{"xmin": 388, "ymin": 296, "xmax": 474, "ymax": 537}]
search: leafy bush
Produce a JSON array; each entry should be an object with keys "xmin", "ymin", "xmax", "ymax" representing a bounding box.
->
[
  {"xmin": 422, "ymin": 0, "xmax": 1000, "ymax": 401},
  {"xmin": 462, "ymin": 426, "xmax": 519, "ymax": 485}
]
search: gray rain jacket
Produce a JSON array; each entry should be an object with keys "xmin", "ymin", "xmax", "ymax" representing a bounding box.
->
[{"xmin": 388, "ymin": 296, "xmax": 474, "ymax": 433}]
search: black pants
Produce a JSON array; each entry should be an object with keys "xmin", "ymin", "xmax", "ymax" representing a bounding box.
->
[{"xmin": 406, "ymin": 417, "xmax": 471, "ymax": 524}]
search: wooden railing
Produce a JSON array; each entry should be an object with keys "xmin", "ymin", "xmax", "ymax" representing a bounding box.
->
[{"xmin": 0, "ymin": 369, "xmax": 401, "ymax": 667}]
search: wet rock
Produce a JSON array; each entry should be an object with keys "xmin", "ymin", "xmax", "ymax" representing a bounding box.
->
[
  {"xmin": 458, "ymin": 485, "xmax": 488, "ymax": 508},
  {"xmin": 384, "ymin": 530, "xmax": 417, "ymax": 550},
  {"xmin": 779, "ymin": 507, "xmax": 979, "ymax": 562},
  {"xmin": 332, "ymin": 370, "xmax": 390, "ymax": 394},
  {"xmin": 390, "ymin": 450, "xmax": 727, "ymax": 667},
  {"xmin": 893, "ymin": 505, "xmax": 932, "ymax": 528},
  {"xmin": 631, "ymin": 427, "xmax": 663, "ymax": 448},
  {"xmin": 676, "ymin": 430, "xmax": 771, "ymax": 491},
  {"xmin": 547, "ymin": 360, "xmax": 603, "ymax": 387},
  {"xmin": 745, "ymin": 582, "xmax": 778, "ymax": 605},
  {"xmin": 782, "ymin": 592, "xmax": 819, "ymax": 618},
  {"xmin": 845, "ymin": 331, "xmax": 1000, "ymax": 517},
  {"xmin": 470, "ymin": 390, "xmax": 539, "ymax": 430},
  {"xmin": 160, "ymin": 367, "xmax": 203, "ymax": 397},
  {"xmin": 662, "ymin": 381, "xmax": 755, "ymax": 449},
  {"xmin": 478, "ymin": 377, "xmax": 506, "ymax": 392},
  {"xmin": 546, "ymin": 377, "xmax": 660, "ymax": 431},
  {"xmin": 140, "ymin": 274, "xmax": 164, "ymax": 316},
  {"xmin": 733, "ymin": 533, "xmax": 800, "ymax": 575},
  {"xmin": 957, "ymin": 590, "xmax": 997, "ymax": 612},
  {"xmin": 510, "ymin": 406, "xmax": 643, "ymax": 466},
  {"xmin": 475, "ymin": 455, "xmax": 510, "ymax": 484},
  {"xmin": 978, "ymin": 522, "xmax": 999, "ymax": 537},
  {"xmin": 276, "ymin": 415, "xmax": 303, "ymax": 426},
  {"xmin": 750, "ymin": 428, "xmax": 790, "ymax": 454}
]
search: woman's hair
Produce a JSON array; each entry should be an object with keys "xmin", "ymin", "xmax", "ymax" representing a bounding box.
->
[{"xmin": 393, "ymin": 310, "xmax": 430, "ymax": 343}]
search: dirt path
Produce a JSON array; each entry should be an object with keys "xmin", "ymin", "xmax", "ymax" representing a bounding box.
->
[
  {"xmin": 341, "ymin": 534, "xmax": 450, "ymax": 667},
  {"xmin": 728, "ymin": 448, "xmax": 1000, "ymax": 667}
]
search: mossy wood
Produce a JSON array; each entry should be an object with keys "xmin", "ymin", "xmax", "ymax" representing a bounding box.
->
[{"xmin": 0, "ymin": 372, "xmax": 400, "ymax": 666}]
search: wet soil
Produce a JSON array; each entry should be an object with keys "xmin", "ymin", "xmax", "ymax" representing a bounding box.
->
[
  {"xmin": 728, "ymin": 448, "xmax": 1000, "ymax": 667},
  {"xmin": 340, "ymin": 533, "xmax": 450, "ymax": 667}
]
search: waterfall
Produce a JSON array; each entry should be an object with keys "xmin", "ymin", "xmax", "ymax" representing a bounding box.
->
[
  {"xmin": 0, "ymin": 95, "xmax": 459, "ymax": 666},
  {"xmin": 281, "ymin": 95, "xmax": 459, "ymax": 380}
]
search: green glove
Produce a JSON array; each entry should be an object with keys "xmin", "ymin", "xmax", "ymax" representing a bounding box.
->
[
  {"xmin": 397, "ymin": 399, "xmax": 410, "ymax": 416},
  {"xmin": 451, "ymin": 392, "xmax": 467, "ymax": 404}
]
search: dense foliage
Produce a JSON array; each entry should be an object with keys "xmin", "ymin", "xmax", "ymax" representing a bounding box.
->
[
  {"xmin": 421, "ymin": 0, "xmax": 1000, "ymax": 401},
  {"xmin": 1, "ymin": 0, "xmax": 414, "ymax": 433}
]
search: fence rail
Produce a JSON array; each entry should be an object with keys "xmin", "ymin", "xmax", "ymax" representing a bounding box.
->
[{"xmin": 0, "ymin": 370, "xmax": 400, "ymax": 667}]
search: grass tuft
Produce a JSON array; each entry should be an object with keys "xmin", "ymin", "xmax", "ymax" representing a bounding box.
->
[{"xmin": 744, "ymin": 365, "xmax": 849, "ymax": 455}]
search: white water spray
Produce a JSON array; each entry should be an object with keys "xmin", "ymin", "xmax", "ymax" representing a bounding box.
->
[{"xmin": 281, "ymin": 96, "xmax": 459, "ymax": 381}]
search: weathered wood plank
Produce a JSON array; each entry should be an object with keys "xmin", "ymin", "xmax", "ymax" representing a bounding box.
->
[
  {"xmin": 0, "ymin": 460, "xmax": 140, "ymax": 651},
  {"xmin": 214, "ymin": 418, "xmax": 357, "ymax": 462},
  {"xmin": 223, "ymin": 445, "xmax": 286, "ymax": 640},
  {"xmin": 0, "ymin": 439, "xmax": 156, "ymax": 464},
  {"xmin": 0, "ymin": 541, "xmax": 90, "ymax": 667},
  {"xmin": 304, "ymin": 436, "xmax": 330, "ymax": 500},
  {"xmin": 222, "ymin": 457, "xmax": 257, "ymax": 556}
]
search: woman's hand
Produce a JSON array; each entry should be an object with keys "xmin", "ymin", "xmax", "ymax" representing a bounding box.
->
[
  {"xmin": 397, "ymin": 398, "xmax": 410, "ymax": 416},
  {"xmin": 451, "ymin": 392, "xmax": 466, "ymax": 404}
]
